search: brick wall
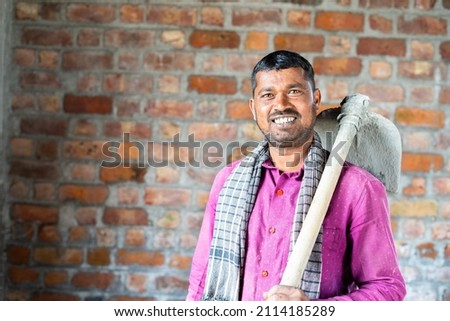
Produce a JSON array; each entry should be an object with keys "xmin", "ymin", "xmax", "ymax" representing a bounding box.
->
[{"xmin": 2, "ymin": 0, "xmax": 450, "ymax": 300}]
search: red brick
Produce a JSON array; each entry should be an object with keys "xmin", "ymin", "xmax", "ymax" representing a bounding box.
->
[
  {"xmin": 245, "ymin": 31, "xmax": 269, "ymax": 51},
  {"xmin": 434, "ymin": 178, "xmax": 450, "ymax": 195},
  {"xmin": 77, "ymin": 29, "xmax": 100, "ymax": 46},
  {"xmin": 391, "ymin": 199, "xmax": 438, "ymax": 217},
  {"xmin": 87, "ymin": 248, "xmax": 110, "ymax": 266},
  {"xmin": 328, "ymin": 36, "xmax": 352, "ymax": 54},
  {"xmin": 417, "ymin": 242, "xmax": 437, "ymax": 259},
  {"xmin": 34, "ymin": 183, "xmax": 56, "ymax": 201},
  {"xmin": 120, "ymin": 5, "xmax": 144, "ymax": 23},
  {"xmin": 144, "ymin": 188, "xmax": 191, "ymax": 206},
  {"xmin": 9, "ymin": 160, "xmax": 58, "ymax": 180},
  {"xmin": 63, "ymin": 94, "xmax": 112, "ymax": 114},
  {"xmin": 105, "ymin": 29, "xmax": 154, "ymax": 48},
  {"xmin": 357, "ymin": 38, "xmax": 406, "ymax": 56},
  {"xmin": 402, "ymin": 153, "xmax": 444, "ymax": 172},
  {"xmin": 14, "ymin": 48, "xmax": 35, "ymax": 67},
  {"xmin": 59, "ymin": 184, "xmax": 109, "ymax": 204},
  {"xmin": 73, "ymin": 119, "xmax": 97, "ymax": 136},
  {"xmin": 287, "ymin": 11, "xmax": 311, "ymax": 28},
  {"xmin": 38, "ymin": 225, "xmax": 61, "ymax": 243},
  {"xmin": 62, "ymin": 51, "xmax": 112, "ymax": 70},
  {"xmin": 127, "ymin": 274, "xmax": 148, "ymax": 292},
  {"xmin": 158, "ymin": 75, "xmax": 180, "ymax": 94},
  {"xmin": 369, "ymin": 61, "xmax": 392, "ymax": 79},
  {"xmin": 8, "ymin": 267, "xmax": 39, "ymax": 284},
  {"xmin": 232, "ymin": 9, "xmax": 281, "ymax": 26},
  {"xmin": 432, "ymin": 223, "xmax": 450, "ymax": 240},
  {"xmin": 110, "ymin": 295, "xmax": 154, "ymax": 301},
  {"xmin": 169, "ymin": 254, "xmax": 192, "ymax": 270},
  {"xmin": 189, "ymin": 122, "xmax": 237, "ymax": 140},
  {"xmin": 31, "ymin": 292, "xmax": 79, "ymax": 301},
  {"xmin": 39, "ymin": 51, "xmax": 58, "ymax": 69},
  {"xmin": 155, "ymin": 276, "xmax": 188, "ymax": 291},
  {"xmin": 22, "ymin": 28, "xmax": 72, "ymax": 46},
  {"xmin": 20, "ymin": 117, "xmax": 67, "ymax": 137},
  {"xmin": 359, "ymin": 0, "xmax": 408, "ymax": 8},
  {"xmin": 42, "ymin": 3, "xmax": 62, "ymax": 21},
  {"xmin": 369, "ymin": 15, "xmax": 393, "ymax": 33},
  {"xmin": 440, "ymin": 87, "xmax": 450, "ymax": 104},
  {"xmin": 160, "ymin": 30, "xmax": 186, "ymax": 49},
  {"xmin": 72, "ymin": 272, "xmax": 115, "ymax": 289},
  {"xmin": 226, "ymin": 100, "xmax": 253, "ymax": 119},
  {"xmin": 12, "ymin": 93, "xmax": 35, "ymax": 110},
  {"xmin": 398, "ymin": 15, "xmax": 447, "ymax": 35},
  {"xmin": 188, "ymin": 75, "xmax": 237, "ymax": 95},
  {"xmin": 412, "ymin": 40, "xmax": 435, "ymax": 59},
  {"xmin": 395, "ymin": 107, "xmax": 444, "ymax": 128},
  {"xmin": 440, "ymin": 42, "xmax": 450, "ymax": 61},
  {"xmin": 274, "ymin": 33, "xmax": 324, "ymax": 52},
  {"xmin": 445, "ymin": 0, "xmax": 450, "ymax": 9},
  {"xmin": 11, "ymin": 204, "xmax": 59, "ymax": 224},
  {"xmin": 103, "ymin": 208, "xmax": 148, "ymax": 226},
  {"xmin": 189, "ymin": 30, "xmax": 240, "ymax": 49},
  {"xmin": 44, "ymin": 271, "xmax": 68, "ymax": 287},
  {"xmin": 125, "ymin": 229, "xmax": 146, "ymax": 247},
  {"xmin": 157, "ymin": 210, "xmax": 180, "ymax": 229},
  {"xmin": 315, "ymin": 11, "xmax": 364, "ymax": 31},
  {"xmin": 20, "ymin": 72, "xmax": 61, "ymax": 89},
  {"xmin": 227, "ymin": 54, "xmax": 261, "ymax": 72},
  {"xmin": 77, "ymin": 75, "xmax": 100, "ymax": 92},
  {"xmin": 399, "ymin": 61, "xmax": 434, "ymax": 79},
  {"xmin": 201, "ymin": 55, "xmax": 224, "ymax": 72},
  {"xmin": 38, "ymin": 95, "xmax": 59, "ymax": 112},
  {"xmin": 7, "ymin": 245, "xmax": 30, "ymax": 265},
  {"xmin": 68, "ymin": 226, "xmax": 89, "ymax": 243},
  {"xmin": 415, "ymin": 0, "xmax": 437, "ymax": 9},
  {"xmin": 103, "ymin": 74, "xmax": 153, "ymax": 94},
  {"xmin": 34, "ymin": 247, "xmax": 83, "ymax": 265},
  {"xmin": 75, "ymin": 207, "xmax": 97, "ymax": 225},
  {"xmin": 9, "ymin": 178, "xmax": 30, "ymax": 199},
  {"xmin": 117, "ymin": 187, "xmax": 139, "ymax": 205},
  {"xmin": 356, "ymin": 83, "xmax": 404, "ymax": 102},
  {"xmin": 117, "ymin": 249, "xmax": 164, "ymax": 266},
  {"xmin": 10, "ymin": 138, "xmax": 33, "ymax": 158},
  {"xmin": 412, "ymin": 86, "xmax": 434, "ymax": 103},
  {"xmin": 100, "ymin": 165, "xmax": 147, "ymax": 183},
  {"xmin": 402, "ymin": 219, "xmax": 425, "ymax": 238},
  {"xmin": 313, "ymin": 57, "xmax": 362, "ymax": 76},
  {"xmin": 67, "ymin": 4, "xmax": 115, "ymax": 23},
  {"xmin": 201, "ymin": 7, "xmax": 224, "ymax": 26},
  {"xmin": 117, "ymin": 98, "xmax": 140, "ymax": 117},
  {"xmin": 147, "ymin": 5, "xmax": 196, "ymax": 26},
  {"xmin": 144, "ymin": 52, "xmax": 194, "ymax": 71},
  {"xmin": 118, "ymin": 52, "xmax": 139, "ymax": 71},
  {"xmin": 63, "ymin": 140, "xmax": 108, "ymax": 160},
  {"xmin": 71, "ymin": 163, "xmax": 96, "ymax": 181},
  {"xmin": 15, "ymin": 2, "xmax": 40, "ymax": 20},
  {"xmin": 146, "ymin": 99, "xmax": 193, "ymax": 118}
]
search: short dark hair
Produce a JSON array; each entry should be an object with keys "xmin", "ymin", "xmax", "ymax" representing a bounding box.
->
[{"xmin": 251, "ymin": 50, "xmax": 315, "ymax": 95}]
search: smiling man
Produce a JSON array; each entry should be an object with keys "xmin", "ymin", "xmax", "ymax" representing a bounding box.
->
[{"xmin": 187, "ymin": 50, "xmax": 406, "ymax": 301}]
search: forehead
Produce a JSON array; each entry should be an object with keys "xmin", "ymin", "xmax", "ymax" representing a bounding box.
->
[{"xmin": 254, "ymin": 67, "xmax": 310, "ymax": 89}]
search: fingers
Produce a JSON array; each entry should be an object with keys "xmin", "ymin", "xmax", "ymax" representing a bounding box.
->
[{"xmin": 263, "ymin": 285, "xmax": 309, "ymax": 301}]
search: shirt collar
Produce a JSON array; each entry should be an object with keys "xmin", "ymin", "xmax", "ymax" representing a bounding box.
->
[{"xmin": 261, "ymin": 158, "xmax": 304, "ymax": 179}]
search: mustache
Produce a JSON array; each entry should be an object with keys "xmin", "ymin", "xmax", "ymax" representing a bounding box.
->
[{"xmin": 268, "ymin": 108, "xmax": 301, "ymax": 119}]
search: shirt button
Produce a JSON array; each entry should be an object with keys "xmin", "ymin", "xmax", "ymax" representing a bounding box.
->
[
  {"xmin": 261, "ymin": 270, "xmax": 269, "ymax": 278},
  {"xmin": 276, "ymin": 189, "xmax": 283, "ymax": 196},
  {"xmin": 269, "ymin": 227, "xmax": 276, "ymax": 234}
]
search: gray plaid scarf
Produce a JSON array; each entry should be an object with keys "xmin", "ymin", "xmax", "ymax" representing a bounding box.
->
[{"xmin": 202, "ymin": 132, "xmax": 327, "ymax": 301}]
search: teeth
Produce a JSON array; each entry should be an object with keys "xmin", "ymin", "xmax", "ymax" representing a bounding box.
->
[{"xmin": 274, "ymin": 117, "xmax": 295, "ymax": 124}]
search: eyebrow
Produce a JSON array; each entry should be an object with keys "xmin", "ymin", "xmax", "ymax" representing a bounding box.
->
[{"xmin": 256, "ymin": 82, "xmax": 308, "ymax": 96}]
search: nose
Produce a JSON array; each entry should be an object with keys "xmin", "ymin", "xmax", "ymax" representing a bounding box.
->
[{"xmin": 273, "ymin": 93, "xmax": 292, "ymax": 111}]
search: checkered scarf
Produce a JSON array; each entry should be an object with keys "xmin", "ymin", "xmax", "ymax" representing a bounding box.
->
[{"xmin": 202, "ymin": 132, "xmax": 327, "ymax": 301}]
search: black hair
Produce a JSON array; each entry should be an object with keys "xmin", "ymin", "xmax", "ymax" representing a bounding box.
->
[{"xmin": 251, "ymin": 50, "xmax": 315, "ymax": 95}]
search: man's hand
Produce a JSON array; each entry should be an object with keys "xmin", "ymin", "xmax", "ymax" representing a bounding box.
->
[{"xmin": 263, "ymin": 285, "xmax": 310, "ymax": 301}]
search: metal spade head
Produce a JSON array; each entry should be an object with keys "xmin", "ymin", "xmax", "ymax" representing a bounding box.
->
[{"xmin": 315, "ymin": 107, "xmax": 402, "ymax": 193}]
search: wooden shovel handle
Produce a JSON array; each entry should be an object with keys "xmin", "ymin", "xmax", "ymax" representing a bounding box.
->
[{"xmin": 280, "ymin": 94, "xmax": 369, "ymax": 288}]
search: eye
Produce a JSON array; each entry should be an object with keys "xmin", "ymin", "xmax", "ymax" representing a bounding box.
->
[
  {"xmin": 289, "ymin": 89, "xmax": 303, "ymax": 95},
  {"xmin": 261, "ymin": 93, "xmax": 273, "ymax": 99}
]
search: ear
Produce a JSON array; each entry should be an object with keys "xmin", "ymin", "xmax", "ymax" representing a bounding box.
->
[
  {"xmin": 314, "ymin": 88, "xmax": 321, "ymax": 106},
  {"xmin": 248, "ymin": 99, "xmax": 257, "ymax": 120}
]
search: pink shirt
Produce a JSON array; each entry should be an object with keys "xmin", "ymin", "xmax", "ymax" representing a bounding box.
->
[{"xmin": 187, "ymin": 159, "xmax": 406, "ymax": 301}]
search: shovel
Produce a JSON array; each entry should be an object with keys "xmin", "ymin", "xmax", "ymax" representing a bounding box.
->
[{"xmin": 279, "ymin": 93, "xmax": 402, "ymax": 288}]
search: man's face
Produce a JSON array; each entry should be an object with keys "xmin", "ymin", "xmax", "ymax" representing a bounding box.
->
[{"xmin": 249, "ymin": 67, "xmax": 320, "ymax": 148}]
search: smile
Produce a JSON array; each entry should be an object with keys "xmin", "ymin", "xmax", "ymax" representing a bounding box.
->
[{"xmin": 272, "ymin": 116, "xmax": 296, "ymax": 125}]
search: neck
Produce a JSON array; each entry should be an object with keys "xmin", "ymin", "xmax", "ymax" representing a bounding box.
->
[{"xmin": 269, "ymin": 136, "xmax": 313, "ymax": 173}]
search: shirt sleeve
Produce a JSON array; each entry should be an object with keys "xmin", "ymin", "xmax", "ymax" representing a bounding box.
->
[
  {"xmin": 186, "ymin": 164, "xmax": 235, "ymax": 300},
  {"xmin": 325, "ymin": 180, "xmax": 406, "ymax": 301}
]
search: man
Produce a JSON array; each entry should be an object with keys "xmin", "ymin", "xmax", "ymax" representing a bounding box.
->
[{"xmin": 187, "ymin": 50, "xmax": 406, "ymax": 301}]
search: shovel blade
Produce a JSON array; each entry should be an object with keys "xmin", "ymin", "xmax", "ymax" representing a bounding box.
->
[{"xmin": 315, "ymin": 107, "xmax": 402, "ymax": 193}]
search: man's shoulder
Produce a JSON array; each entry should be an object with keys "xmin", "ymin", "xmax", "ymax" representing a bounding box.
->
[{"xmin": 340, "ymin": 162, "xmax": 385, "ymax": 188}]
